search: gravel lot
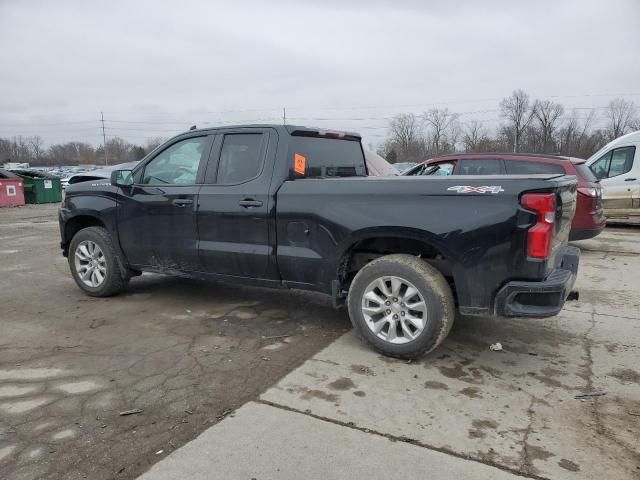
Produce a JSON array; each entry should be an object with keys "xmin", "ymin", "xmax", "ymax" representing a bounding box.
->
[
  {"xmin": 0, "ymin": 204, "xmax": 349, "ymax": 480},
  {"xmin": 1, "ymin": 204, "xmax": 639, "ymax": 480}
]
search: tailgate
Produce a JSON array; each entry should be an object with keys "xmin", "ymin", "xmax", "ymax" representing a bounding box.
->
[{"xmin": 549, "ymin": 176, "xmax": 578, "ymax": 269}]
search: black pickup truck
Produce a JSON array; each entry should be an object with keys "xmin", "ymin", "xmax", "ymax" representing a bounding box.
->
[{"xmin": 59, "ymin": 124, "xmax": 580, "ymax": 358}]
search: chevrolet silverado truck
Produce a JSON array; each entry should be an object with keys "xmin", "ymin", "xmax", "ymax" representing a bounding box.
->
[{"xmin": 59, "ymin": 124, "xmax": 580, "ymax": 358}]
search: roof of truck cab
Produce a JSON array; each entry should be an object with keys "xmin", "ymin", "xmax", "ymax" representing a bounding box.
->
[{"xmin": 183, "ymin": 124, "xmax": 361, "ymax": 139}]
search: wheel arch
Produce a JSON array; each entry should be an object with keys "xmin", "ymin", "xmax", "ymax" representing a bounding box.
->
[
  {"xmin": 63, "ymin": 215, "xmax": 106, "ymax": 248},
  {"xmin": 335, "ymin": 227, "xmax": 459, "ymax": 300}
]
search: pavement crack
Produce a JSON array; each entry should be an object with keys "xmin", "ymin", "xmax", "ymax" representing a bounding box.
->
[
  {"xmin": 257, "ymin": 399, "xmax": 551, "ymax": 480},
  {"xmin": 518, "ymin": 395, "xmax": 536, "ymax": 475},
  {"xmin": 581, "ymin": 311, "xmax": 604, "ymax": 435}
]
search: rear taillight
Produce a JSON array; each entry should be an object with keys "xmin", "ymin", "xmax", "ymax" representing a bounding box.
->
[
  {"xmin": 577, "ymin": 187, "xmax": 598, "ymax": 197},
  {"xmin": 521, "ymin": 193, "xmax": 556, "ymax": 259}
]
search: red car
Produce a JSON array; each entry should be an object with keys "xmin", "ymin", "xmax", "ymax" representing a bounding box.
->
[{"xmin": 403, "ymin": 153, "xmax": 605, "ymax": 240}]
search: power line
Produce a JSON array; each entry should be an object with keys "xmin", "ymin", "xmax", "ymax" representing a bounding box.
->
[{"xmin": 100, "ymin": 112, "xmax": 107, "ymax": 165}]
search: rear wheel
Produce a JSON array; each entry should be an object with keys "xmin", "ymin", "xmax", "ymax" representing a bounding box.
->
[
  {"xmin": 68, "ymin": 226, "xmax": 129, "ymax": 297},
  {"xmin": 347, "ymin": 254, "xmax": 454, "ymax": 359}
]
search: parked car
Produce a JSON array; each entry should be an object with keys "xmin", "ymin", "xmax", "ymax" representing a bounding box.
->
[
  {"xmin": 363, "ymin": 149, "xmax": 397, "ymax": 176},
  {"xmin": 59, "ymin": 125, "xmax": 580, "ymax": 358},
  {"xmin": 392, "ymin": 162, "xmax": 416, "ymax": 173},
  {"xmin": 585, "ymin": 130, "xmax": 639, "ymax": 223},
  {"xmin": 66, "ymin": 161, "xmax": 141, "ymax": 186},
  {"xmin": 403, "ymin": 153, "xmax": 605, "ymax": 241}
]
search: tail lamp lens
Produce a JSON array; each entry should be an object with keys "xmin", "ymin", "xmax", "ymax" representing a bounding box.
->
[
  {"xmin": 521, "ymin": 193, "xmax": 556, "ymax": 259},
  {"xmin": 577, "ymin": 187, "xmax": 597, "ymax": 197}
]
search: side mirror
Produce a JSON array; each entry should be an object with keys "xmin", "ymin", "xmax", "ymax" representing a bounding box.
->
[{"xmin": 110, "ymin": 169, "xmax": 134, "ymax": 187}]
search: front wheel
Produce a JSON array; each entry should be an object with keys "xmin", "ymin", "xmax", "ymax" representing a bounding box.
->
[
  {"xmin": 68, "ymin": 226, "xmax": 129, "ymax": 297},
  {"xmin": 347, "ymin": 254, "xmax": 455, "ymax": 359}
]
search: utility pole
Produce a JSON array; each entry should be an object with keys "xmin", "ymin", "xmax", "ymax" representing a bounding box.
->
[
  {"xmin": 100, "ymin": 111, "xmax": 108, "ymax": 165},
  {"xmin": 282, "ymin": 107, "xmax": 286, "ymax": 125}
]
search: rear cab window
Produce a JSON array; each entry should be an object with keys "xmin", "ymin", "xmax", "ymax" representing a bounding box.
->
[{"xmin": 289, "ymin": 136, "xmax": 366, "ymax": 178}]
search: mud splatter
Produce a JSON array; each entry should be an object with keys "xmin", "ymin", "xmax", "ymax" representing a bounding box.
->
[
  {"xmin": 438, "ymin": 364, "xmax": 466, "ymax": 379},
  {"xmin": 438, "ymin": 363, "xmax": 484, "ymax": 384},
  {"xmin": 459, "ymin": 387, "xmax": 482, "ymax": 398},
  {"xmin": 472, "ymin": 419, "xmax": 498, "ymax": 430},
  {"xmin": 424, "ymin": 381, "xmax": 448, "ymax": 390},
  {"xmin": 558, "ymin": 458, "xmax": 580, "ymax": 472},
  {"xmin": 527, "ymin": 445, "xmax": 555, "ymax": 461},
  {"xmin": 328, "ymin": 377, "xmax": 355, "ymax": 391},
  {"xmin": 468, "ymin": 419, "xmax": 497, "ymax": 439},
  {"xmin": 299, "ymin": 388, "xmax": 339, "ymax": 403},
  {"xmin": 351, "ymin": 365, "xmax": 375, "ymax": 376},
  {"xmin": 609, "ymin": 368, "xmax": 640, "ymax": 385}
]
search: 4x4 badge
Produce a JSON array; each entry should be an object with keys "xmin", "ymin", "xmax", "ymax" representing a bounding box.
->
[{"xmin": 447, "ymin": 186, "xmax": 504, "ymax": 194}]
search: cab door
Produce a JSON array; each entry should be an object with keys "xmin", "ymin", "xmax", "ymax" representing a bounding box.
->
[
  {"xmin": 589, "ymin": 145, "xmax": 639, "ymax": 217},
  {"xmin": 117, "ymin": 135, "xmax": 213, "ymax": 270},
  {"xmin": 196, "ymin": 128, "xmax": 279, "ymax": 281}
]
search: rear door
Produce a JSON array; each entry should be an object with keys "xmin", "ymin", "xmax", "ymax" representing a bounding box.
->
[
  {"xmin": 589, "ymin": 145, "xmax": 639, "ymax": 216},
  {"xmin": 117, "ymin": 135, "xmax": 213, "ymax": 270},
  {"xmin": 197, "ymin": 127, "xmax": 279, "ymax": 281}
]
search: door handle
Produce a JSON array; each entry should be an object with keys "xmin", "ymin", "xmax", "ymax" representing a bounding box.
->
[
  {"xmin": 624, "ymin": 178, "xmax": 637, "ymax": 181},
  {"xmin": 239, "ymin": 199, "xmax": 263, "ymax": 208},
  {"xmin": 172, "ymin": 198, "xmax": 193, "ymax": 207}
]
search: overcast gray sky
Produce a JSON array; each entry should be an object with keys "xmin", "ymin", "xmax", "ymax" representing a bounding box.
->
[{"xmin": 1, "ymin": 0, "xmax": 639, "ymax": 148}]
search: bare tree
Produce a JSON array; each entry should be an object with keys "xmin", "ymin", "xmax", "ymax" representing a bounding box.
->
[
  {"xmin": 605, "ymin": 98, "xmax": 637, "ymax": 140},
  {"xmin": 422, "ymin": 108, "xmax": 459, "ymax": 155},
  {"xmin": 28, "ymin": 136, "xmax": 45, "ymax": 161},
  {"xmin": 106, "ymin": 137, "xmax": 133, "ymax": 164},
  {"xmin": 145, "ymin": 137, "xmax": 167, "ymax": 154},
  {"xmin": 462, "ymin": 120, "xmax": 486, "ymax": 152},
  {"xmin": 533, "ymin": 100, "xmax": 564, "ymax": 152},
  {"xmin": 557, "ymin": 109, "xmax": 597, "ymax": 158},
  {"xmin": 385, "ymin": 113, "xmax": 425, "ymax": 161},
  {"xmin": 500, "ymin": 89, "xmax": 535, "ymax": 152}
]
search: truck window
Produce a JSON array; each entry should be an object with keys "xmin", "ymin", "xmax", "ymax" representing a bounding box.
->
[
  {"xmin": 424, "ymin": 162, "xmax": 455, "ymax": 176},
  {"xmin": 216, "ymin": 133, "xmax": 267, "ymax": 184},
  {"xmin": 505, "ymin": 160, "xmax": 566, "ymax": 175},
  {"xmin": 290, "ymin": 137, "xmax": 366, "ymax": 177},
  {"xmin": 142, "ymin": 137, "xmax": 207, "ymax": 185},
  {"xmin": 455, "ymin": 158, "xmax": 504, "ymax": 175}
]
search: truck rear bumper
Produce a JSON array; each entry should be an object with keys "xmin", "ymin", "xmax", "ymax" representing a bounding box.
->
[{"xmin": 494, "ymin": 246, "xmax": 580, "ymax": 318}]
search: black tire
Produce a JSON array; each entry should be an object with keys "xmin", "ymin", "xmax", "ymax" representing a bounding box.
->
[
  {"xmin": 347, "ymin": 254, "xmax": 455, "ymax": 359},
  {"xmin": 68, "ymin": 226, "xmax": 129, "ymax": 297}
]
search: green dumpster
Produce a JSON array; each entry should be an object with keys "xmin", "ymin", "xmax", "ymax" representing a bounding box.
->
[{"xmin": 11, "ymin": 170, "xmax": 63, "ymax": 204}]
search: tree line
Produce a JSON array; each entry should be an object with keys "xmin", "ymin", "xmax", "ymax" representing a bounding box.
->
[
  {"xmin": 379, "ymin": 90, "xmax": 640, "ymax": 163},
  {"xmin": 0, "ymin": 136, "xmax": 167, "ymax": 167}
]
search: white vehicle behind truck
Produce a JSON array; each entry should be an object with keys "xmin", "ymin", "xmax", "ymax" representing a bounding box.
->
[{"xmin": 586, "ymin": 131, "xmax": 640, "ymax": 223}]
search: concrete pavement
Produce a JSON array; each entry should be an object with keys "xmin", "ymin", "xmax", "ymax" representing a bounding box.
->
[
  {"xmin": 138, "ymin": 227, "xmax": 640, "ymax": 480},
  {"xmin": 139, "ymin": 402, "xmax": 523, "ymax": 480}
]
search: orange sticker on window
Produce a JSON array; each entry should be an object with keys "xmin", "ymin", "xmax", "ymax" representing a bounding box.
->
[{"xmin": 294, "ymin": 153, "xmax": 306, "ymax": 175}]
